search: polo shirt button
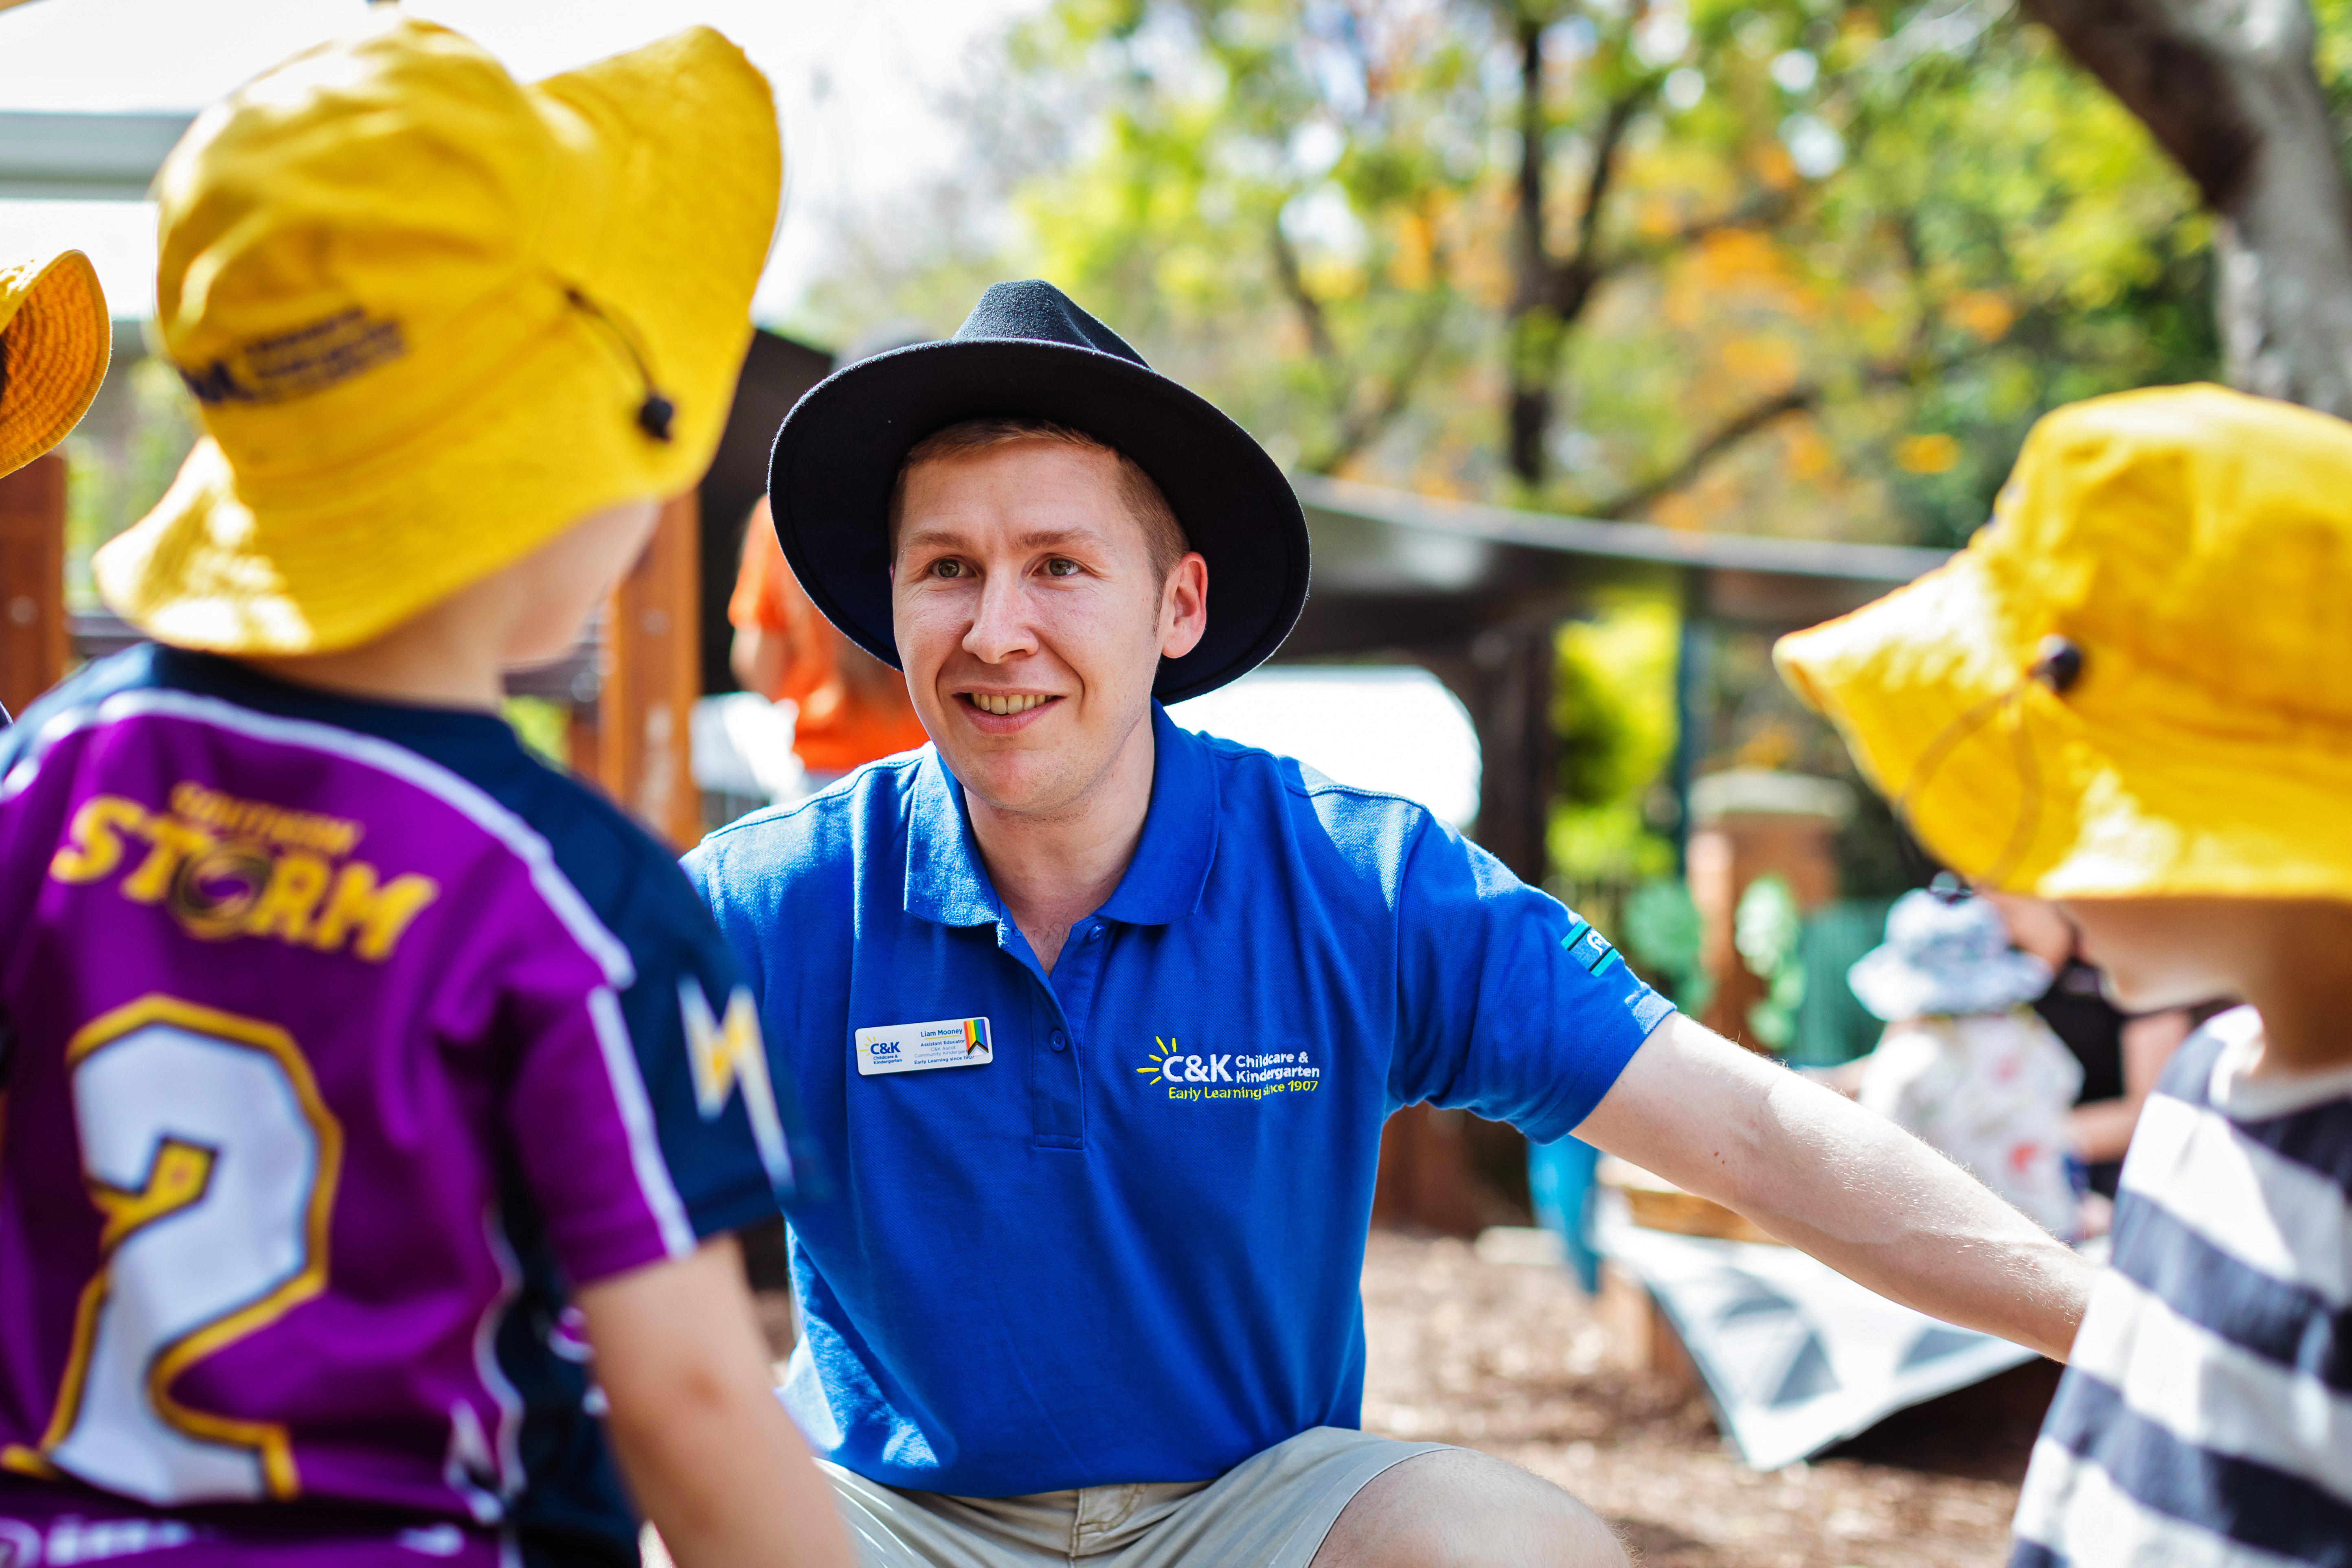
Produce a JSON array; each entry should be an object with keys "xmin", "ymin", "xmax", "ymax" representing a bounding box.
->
[
  {"xmin": 1087, "ymin": 925, "xmax": 1102, "ymax": 941},
  {"xmin": 1050, "ymin": 1030, "xmax": 1068, "ymax": 1052}
]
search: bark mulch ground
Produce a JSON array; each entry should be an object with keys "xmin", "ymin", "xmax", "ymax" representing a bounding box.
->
[{"xmin": 1358, "ymin": 1229, "xmax": 2058, "ymax": 1568}]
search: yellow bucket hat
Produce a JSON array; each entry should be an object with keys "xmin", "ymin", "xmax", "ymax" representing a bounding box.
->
[
  {"xmin": 1776, "ymin": 384, "xmax": 2352, "ymax": 903},
  {"xmin": 0, "ymin": 249, "xmax": 110, "ymax": 478},
  {"xmin": 95, "ymin": 15, "xmax": 781, "ymax": 654}
]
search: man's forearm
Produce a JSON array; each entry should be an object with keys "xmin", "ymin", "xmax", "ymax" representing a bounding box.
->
[{"xmin": 1578, "ymin": 1015, "xmax": 2095, "ymax": 1362}]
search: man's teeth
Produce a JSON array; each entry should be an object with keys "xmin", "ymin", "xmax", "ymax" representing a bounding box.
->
[{"xmin": 972, "ymin": 693, "xmax": 1049, "ymax": 716}]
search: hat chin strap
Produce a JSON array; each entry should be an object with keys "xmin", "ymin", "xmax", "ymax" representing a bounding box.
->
[{"xmin": 563, "ymin": 287, "xmax": 675, "ymax": 443}]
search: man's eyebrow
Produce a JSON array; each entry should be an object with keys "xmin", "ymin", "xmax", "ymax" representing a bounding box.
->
[
  {"xmin": 1013, "ymin": 526, "xmax": 1104, "ymax": 551},
  {"xmin": 898, "ymin": 523, "xmax": 1109, "ymax": 553},
  {"xmin": 896, "ymin": 522, "xmax": 969, "ymax": 553}
]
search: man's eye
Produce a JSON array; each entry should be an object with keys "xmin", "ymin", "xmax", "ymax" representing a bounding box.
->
[
  {"xmin": 931, "ymin": 559, "xmax": 965, "ymax": 579},
  {"xmin": 1044, "ymin": 558, "xmax": 1080, "ymax": 577}
]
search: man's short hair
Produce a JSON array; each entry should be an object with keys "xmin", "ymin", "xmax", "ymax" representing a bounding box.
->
[{"xmin": 886, "ymin": 418, "xmax": 1191, "ymax": 581}]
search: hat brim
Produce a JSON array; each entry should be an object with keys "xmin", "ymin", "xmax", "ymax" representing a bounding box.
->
[
  {"xmin": 96, "ymin": 25, "xmax": 775, "ymax": 656},
  {"xmin": 767, "ymin": 338, "xmax": 1309, "ymax": 703},
  {"xmin": 1846, "ymin": 943, "xmax": 2052, "ymax": 1022},
  {"xmin": 0, "ymin": 250, "xmax": 110, "ymax": 479},
  {"xmin": 1777, "ymin": 552, "xmax": 2352, "ymax": 902}
]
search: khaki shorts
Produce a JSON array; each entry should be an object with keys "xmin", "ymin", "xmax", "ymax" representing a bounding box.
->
[{"xmin": 824, "ymin": 1428, "xmax": 1449, "ymax": 1568}]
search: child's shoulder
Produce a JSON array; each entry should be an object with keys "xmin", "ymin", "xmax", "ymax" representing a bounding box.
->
[
  {"xmin": 478, "ymin": 743, "xmax": 719, "ymax": 955},
  {"xmin": 0, "ymin": 644, "xmax": 169, "ymax": 773}
]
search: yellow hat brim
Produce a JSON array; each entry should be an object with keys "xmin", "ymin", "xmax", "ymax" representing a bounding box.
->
[
  {"xmin": 95, "ymin": 23, "xmax": 777, "ymax": 656},
  {"xmin": 1776, "ymin": 552, "xmax": 2352, "ymax": 902},
  {"xmin": 0, "ymin": 250, "xmax": 111, "ymax": 478}
]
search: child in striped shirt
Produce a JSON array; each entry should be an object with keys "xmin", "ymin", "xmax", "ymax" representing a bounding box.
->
[{"xmin": 1775, "ymin": 382, "xmax": 2352, "ymax": 1567}]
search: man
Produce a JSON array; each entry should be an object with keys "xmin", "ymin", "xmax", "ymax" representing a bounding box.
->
[{"xmin": 687, "ymin": 281, "xmax": 2093, "ymax": 1568}]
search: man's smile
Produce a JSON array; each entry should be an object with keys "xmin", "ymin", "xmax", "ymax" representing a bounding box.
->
[{"xmin": 957, "ymin": 691, "xmax": 1064, "ymax": 726}]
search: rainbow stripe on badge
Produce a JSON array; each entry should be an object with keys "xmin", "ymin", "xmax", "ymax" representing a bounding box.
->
[{"xmin": 964, "ymin": 1017, "xmax": 990, "ymax": 1055}]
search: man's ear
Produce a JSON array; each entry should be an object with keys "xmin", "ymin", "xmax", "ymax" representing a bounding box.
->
[{"xmin": 1159, "ymin": 551, "xmax": 1209, "ymax": 660}]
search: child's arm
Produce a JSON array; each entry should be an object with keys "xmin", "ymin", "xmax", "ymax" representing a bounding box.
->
[
  {"xmin": 577, "ymin": 1235, "xmax": 853, "ymax": 1568},
  {"xmin": 2067, "ymin": 1007, "xmax": 2193, "ymax": 1161}
]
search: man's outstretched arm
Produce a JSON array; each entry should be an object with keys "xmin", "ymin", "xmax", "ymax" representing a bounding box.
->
[{"xmin": 1574, "ymin": 1013, "xmax": 2095, "ymax": 1362}]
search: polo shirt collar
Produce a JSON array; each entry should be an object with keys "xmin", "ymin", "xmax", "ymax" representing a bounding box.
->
[
  {"xmin": 906, "ymin": 751, "xmax": 1000, "ymax": 928},
  {"xmin": 902, "ymin": 703, "xmax": 1219, "ymax": 931},
  {"xmin": 1098, "ymin": 704, "xmax": 1219, "ymax": 926}
]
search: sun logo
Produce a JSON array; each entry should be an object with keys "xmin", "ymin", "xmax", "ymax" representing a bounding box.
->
[{"xmin": 1137, "ymin": 1036, "xmax": 1181, "ymax": 1083}]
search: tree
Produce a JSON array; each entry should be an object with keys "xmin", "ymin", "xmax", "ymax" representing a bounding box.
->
[
  {"xmin": 794, "ymin": 0, "xmax": 2246, "ymax": 545},
  {"xmin": 2016, "ymin": 0, "xmax": 2352, "ymax": 414}
]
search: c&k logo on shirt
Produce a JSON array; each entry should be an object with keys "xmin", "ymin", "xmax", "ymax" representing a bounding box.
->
[{"xmin": 1138, "ymin": 1036, "xmax": 1321, "ymax": 1103}]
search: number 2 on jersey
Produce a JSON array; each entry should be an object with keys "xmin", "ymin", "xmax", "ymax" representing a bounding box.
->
[{"xmin": 1, "ymin": 996, "xmax": 342, "ymax": 1504}]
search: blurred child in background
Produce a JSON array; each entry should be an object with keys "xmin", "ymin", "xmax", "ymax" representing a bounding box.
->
[
  {"xmin": 730, "ymin": 497, "xmax": 928, "ymax": 786},
  {"xmin": 1848, "ymin": 886, "xmax": 2086, "ymax": 1239}
]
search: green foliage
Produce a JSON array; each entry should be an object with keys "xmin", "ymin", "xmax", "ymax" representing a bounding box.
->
[
  {"xmin": 1548, "ymin": 593, "xmax": 1678, "ymax": 882},
  {"xmin": 1621, "ymin": 875, "xmax": 1715, "ymax": 1015},
  {"xmin": 1733, "ymin": 871, "xmax": 1805, "ymax": 1048},
  {"xmin": 64, "ymin": 357, "xmax": 199, "ymax": 610}
]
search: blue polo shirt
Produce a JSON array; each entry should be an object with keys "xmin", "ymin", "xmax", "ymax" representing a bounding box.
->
[{"xmin": 683, "ymin": 705, "xmax": 1673, "ymax": 1497}]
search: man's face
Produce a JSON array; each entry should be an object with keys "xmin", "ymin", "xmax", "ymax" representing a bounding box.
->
[{"xmin": 890, "ymin": 440, "xmax": 1206, "ymax": 820}]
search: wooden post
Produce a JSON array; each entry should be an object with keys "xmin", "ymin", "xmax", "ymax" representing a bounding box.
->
[
  {"xmin": 1685, "ymin": 772, "xmax": 1848, "ymax": 1047},
  {"xmin": 0, "ymin": 453, "xmax": 68, "ymax": 718},
  {"xmin": 598, "ymin": 493, "xmax": 702, "ymax": 849}
]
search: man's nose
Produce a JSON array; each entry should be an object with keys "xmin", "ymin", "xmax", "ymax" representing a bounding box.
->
[{"xmin": 962, "ymin": 570, "xmax": 1038, "ymax": 664}]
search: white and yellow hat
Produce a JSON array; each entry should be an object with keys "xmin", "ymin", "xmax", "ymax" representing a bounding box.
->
[{"xmin": 97, "ymin": 14, "xmax": 782, "ymax": 654}]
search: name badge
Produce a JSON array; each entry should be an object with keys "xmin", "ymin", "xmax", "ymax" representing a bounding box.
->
[{"xmin": 856, "ymin": 1016, "xmax": 994, "ymax": 1076}]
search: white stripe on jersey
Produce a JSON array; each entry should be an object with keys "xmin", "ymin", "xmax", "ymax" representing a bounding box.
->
[
  {"xmin": 4, "ymin": 687, "xmax": 637, "ymax": 989},
  {"xmin": 475, "ymin": 1206, "xmax": 529, "ymax": 1507},
  {"xmin": 588, "ymin": 987, "xmax": 697, "ymax": 1260},
  {"xmin": 2014, "ymin": 1436, "xmax": 2305, "ymax": 1568},
  {"xmin": 2121, "ymin": 1094, "xmax": 2352, "ymax": 1307},
  {"xmin": 2069, "ymin": 1269, "xmax": 2352, "ymax": 1506}
]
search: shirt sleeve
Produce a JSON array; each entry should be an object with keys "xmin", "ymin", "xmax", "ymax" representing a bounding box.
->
[
  {"xmin": 1389, "ymin": 816, "xmax": 1675, "ymax": 1142},
  {"xmin": 503, "ymin": 878, "xmax": 823, "ymax": 1288}
]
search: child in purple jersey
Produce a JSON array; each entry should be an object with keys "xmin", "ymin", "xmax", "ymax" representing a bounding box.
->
[{"xmin": 0, "ymin": 17, "xmax": 850, "ymax": 1568}]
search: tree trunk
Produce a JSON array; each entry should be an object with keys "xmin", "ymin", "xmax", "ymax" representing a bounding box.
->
[
  {"xmin": 1507, "ymin": 15, "xmax": 1554, "ymax": 485},
  {"xmin": 2019, "ymin": 0, "xmax": 2352, "ymax": 416}
]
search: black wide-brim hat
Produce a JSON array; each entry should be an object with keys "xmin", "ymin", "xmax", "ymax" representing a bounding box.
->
[{"xmin": 767, "ymin": 280, "xmax": 1310, "ymax": 702}]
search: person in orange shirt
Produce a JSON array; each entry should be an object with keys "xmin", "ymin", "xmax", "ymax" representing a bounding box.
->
[{"xmin": 730, "ymin": 496, "xmax": 930, "ymax": 784}]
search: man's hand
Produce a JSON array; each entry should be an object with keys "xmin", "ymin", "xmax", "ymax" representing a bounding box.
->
[
  {"xmin": 578, "ymin": 1236, "xmax": 852, "ymax": 1568},
  {"xmin": 1575, "ymin": 1014, "xmax": 2095, "ymax": 1362}
]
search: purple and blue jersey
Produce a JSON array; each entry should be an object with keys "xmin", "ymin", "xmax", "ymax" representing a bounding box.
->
[{"xmin": 0, "ymin": 647, "xmax": 816, "ymax": 1566}]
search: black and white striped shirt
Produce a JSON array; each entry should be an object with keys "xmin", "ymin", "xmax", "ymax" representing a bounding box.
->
[{"xmin": 2012, "ymin": 1007, "xmax": 2352, "ymax": 1566}]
